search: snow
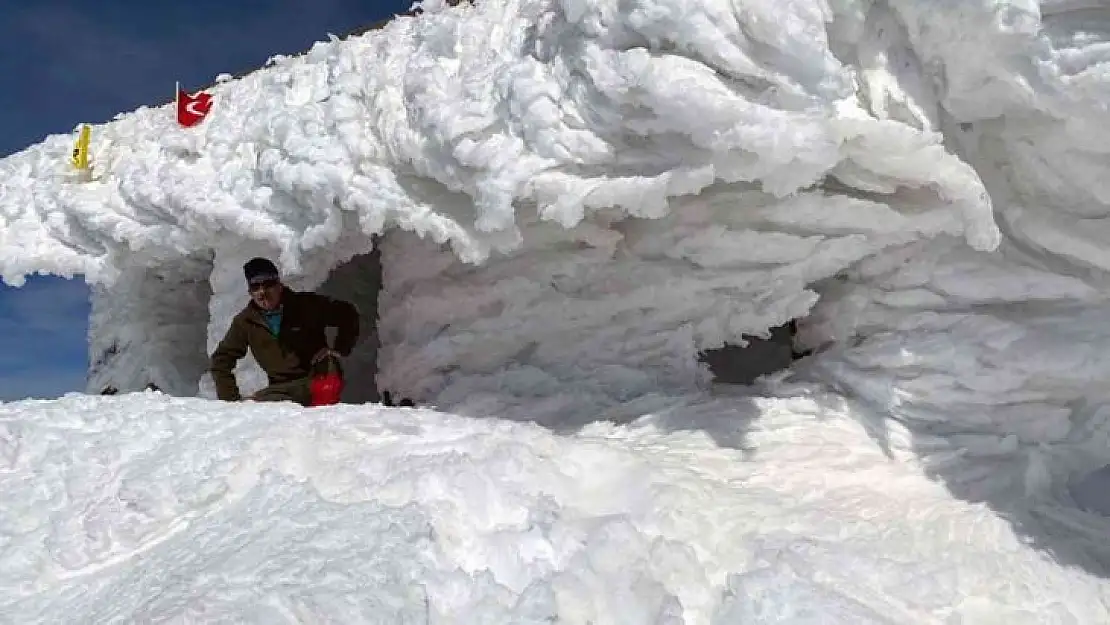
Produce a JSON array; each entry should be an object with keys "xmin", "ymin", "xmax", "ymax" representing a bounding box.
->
[
  {"xmin": 2, "ymin": 0, "xmax": 1110, "ymax": 621},
  {"xmin": 2, "ymin": 391, "xmax": 1106, "ymax": 623}
]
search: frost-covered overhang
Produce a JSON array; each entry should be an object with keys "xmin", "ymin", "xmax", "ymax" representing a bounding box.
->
[{"xmin": 0, "ymin": 0, "xmax": 1005, "ymax": 293}]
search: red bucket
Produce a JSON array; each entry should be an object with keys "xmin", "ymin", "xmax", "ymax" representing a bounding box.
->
[{"xmin": 309, "ymin": 356, "xmax": 344, "ymax": 406}]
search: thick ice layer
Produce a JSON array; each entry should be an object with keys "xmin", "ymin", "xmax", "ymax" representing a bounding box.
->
[
  {"xmin": 374, "ymin": 184, "xmax": 977, "ymax": 426},
  {"xmin": 0, "ymin": 0, "xmax": 997, "ymax": 282},
  {"xmin": 0, "ymin": 392, "xmax": 1106, "ymax": 624},
  {"xmin": 86, "ymin": 260, "xmax": 213, "ymax": 395}
]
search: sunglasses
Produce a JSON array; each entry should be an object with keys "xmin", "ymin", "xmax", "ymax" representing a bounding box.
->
[{"xmin": 248, "ymin": 279, "xmax": 279, "ymax": 292}]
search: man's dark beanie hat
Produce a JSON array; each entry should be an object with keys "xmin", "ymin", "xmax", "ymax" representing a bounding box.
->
[{"xmin": 244, "ymin": 257, "xmax": 280, "ymax": 283}]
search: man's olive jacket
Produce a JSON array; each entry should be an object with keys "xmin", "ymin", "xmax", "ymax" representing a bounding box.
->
[{"xmin": 209, "ymin": 287, "xmax": 359, "ymax": 401}]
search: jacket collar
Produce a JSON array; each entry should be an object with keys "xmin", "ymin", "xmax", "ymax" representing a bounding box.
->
[{"xmin": 244, "ymin": 286, "xmax": 295, "ymax": 323}]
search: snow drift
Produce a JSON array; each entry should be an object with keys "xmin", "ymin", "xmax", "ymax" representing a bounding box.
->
[
  {"xmin": 4, "ymin": 0, "xmax": 1110, "ymax": 621},
  {"xmin": 3, "ymin": 391, "xmax": 1108, "ymax": 623}
]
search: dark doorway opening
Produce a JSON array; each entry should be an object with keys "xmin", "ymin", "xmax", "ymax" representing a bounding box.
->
[{"xmin": 700, "ymin": 320, "xmax": 809, "ymax": 385}]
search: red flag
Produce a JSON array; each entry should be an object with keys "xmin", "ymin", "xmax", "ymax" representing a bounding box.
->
[{"xmin": 176, "ymin": 82, "xmax": 213, "ymax": 127}]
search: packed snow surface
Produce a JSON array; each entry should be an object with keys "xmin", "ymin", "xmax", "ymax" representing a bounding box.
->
[
  {"xmin": 5, "ymin": 0, "xmax": 1110, "ymax": 621},
  {"xmin": 0, "ymin": 391, "xmax": 1106, "ymax": 624}
]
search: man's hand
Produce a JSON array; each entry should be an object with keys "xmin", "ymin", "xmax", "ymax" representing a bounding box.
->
[{"xmin": 312, "ymin": 348, "xmax": 340, "ymax": 364}]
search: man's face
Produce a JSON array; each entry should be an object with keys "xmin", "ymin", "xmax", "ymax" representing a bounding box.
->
[{"xmin": 249, "ymin": 278, "xmax": 283, "ymax": 310}]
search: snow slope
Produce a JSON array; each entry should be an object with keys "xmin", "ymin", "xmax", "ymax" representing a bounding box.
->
[
  {"xmin": 2, "ymin": 391, "xmax": 1106, "ymax": 624},
  {"xmin": 4, "ymin": 0, "xmax": 1110, "ymax": 621}
]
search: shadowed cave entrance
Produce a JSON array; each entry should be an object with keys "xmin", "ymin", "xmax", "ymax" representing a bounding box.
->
[
  {"xmin": 314, "ymin": 247, "xmax": 384, "ymax": 404},
  {"xmin": 700, "ymin": 321, "xmax": 808, "ymax": 386}
]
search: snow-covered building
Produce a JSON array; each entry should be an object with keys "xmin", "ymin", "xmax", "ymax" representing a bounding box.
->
[
  {"xmin": 12, "ymin": 0, "xmax": 997, "ymax": 418},
  {"xmin": 6, "ymin": 0, "xmax": 1110, "ymax": 621}
]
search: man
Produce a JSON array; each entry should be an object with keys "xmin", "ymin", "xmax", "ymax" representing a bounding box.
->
[{"xmin": 209, "ymin": 257, "xmax": 360, "ymax": 405}]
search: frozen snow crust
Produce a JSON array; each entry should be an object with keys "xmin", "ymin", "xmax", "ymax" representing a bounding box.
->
[
  {"xmin": 1, "ymin": 391, "xmax": 1107, "ymax": 623},
  {"xmin": 6, "ymin": 0, "xmax": 1110, "ymax": 621}
]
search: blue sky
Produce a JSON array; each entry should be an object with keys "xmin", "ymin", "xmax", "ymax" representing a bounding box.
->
[{"xmin": 0, "ymin": 0, "xmax": 410, "ymax": 400}]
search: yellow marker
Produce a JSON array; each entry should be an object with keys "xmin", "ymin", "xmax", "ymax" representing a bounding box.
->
[{"xmin": 71, "ymin": 124, "xmax": 90, "ymax": 170}]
